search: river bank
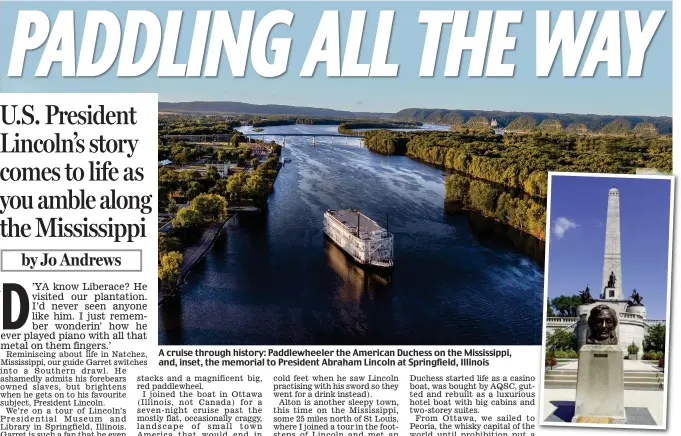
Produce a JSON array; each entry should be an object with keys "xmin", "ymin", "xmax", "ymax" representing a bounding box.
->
[
  {"xmin": 461, "ymin": 207, "xmax": 545, "ymax": 266},
  {"xmin": 337, "ymin": 121, "xmax": 422, "ymax": 135},
  {"xmin": 337, "ymin": 125, "xmax": 547, "ymax": 243},
  {"xmin": 158, "ymin": 216, "xmax": 233, "ymax": 305}
]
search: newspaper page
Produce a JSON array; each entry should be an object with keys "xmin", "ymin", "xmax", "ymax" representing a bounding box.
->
[{"xmin": 0, "ymin": 1, "xmax": 677, "ymax": 436}]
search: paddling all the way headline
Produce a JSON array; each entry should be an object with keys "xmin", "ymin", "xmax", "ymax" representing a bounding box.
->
[{"xmin": 7, "ymin": 9, "xmax": 665, "ymax": 78}]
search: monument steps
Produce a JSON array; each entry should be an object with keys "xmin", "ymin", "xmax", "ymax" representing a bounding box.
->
[
  {"xmin": 546, "ymin": 369, "xmax": 662, "ymax": 377},
  {"xmin": 545, "ymin": 369, "xmax": 664, "ymax": 390}
]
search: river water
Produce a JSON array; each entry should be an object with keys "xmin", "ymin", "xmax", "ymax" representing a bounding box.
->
[{"xmin": 158, "ymin": 124, "xmax": 543, "ymax": 345}]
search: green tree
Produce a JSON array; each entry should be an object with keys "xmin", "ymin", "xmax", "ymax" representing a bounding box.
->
[
  {"xmin": 190, "ymin": 193, "xmax": 228, "ymax": 223},
  {"xmin": 207, "ymin": 177, "xmax": 228, "ymax": 195},
  {"xmin": 524, "ymin": 171, "xmax": 548, "ymax": 197},
  {"xmin": 546, "ymin": 329, "xmax": 576, "ymax": 352},
  {"xmin": 226, "ymin": 172, "xmax": 248, "ymax": 201},
  {"xmin": 186, "ymin": 181, "xmax": 204, "ymax": 201},
  {"xmin": 177, "ymin": 169, "xmax": 201, "ymax": 182},
  {"xmin": 244, "ymin": 173, "xmax": 268, "ymax": 198},
  {"xmin": 494, "ymin": 192, "xmax": 512, "ymax": 221},
  {"xmin": 507, "ymin": 197, "xmax": 528, "ymax": 232},
  {"xmin": 550, "ymin": 295, "xmax": 582, "ymax": 317},
  {"xmin": 270, "ymin": 142, "xmax": 282, "ymax": 155},
  {"xmin": 172, "ymin": 207, "xmax": 202, "ymax": 230},
  {"xmin": 230, "ymin": 132, "xmax": 241, "ymax": 148},
  {"xmin": 444, "ymin": 174, "xmax": 469, "ymax": 204},
  {"xmin": 171, "ymin": 144, "xmax": 190, "ymax": 165},
  {"xmin": 166, "ymin": 198, "xmax": 178, "ymax": 215},
  {"xmin": 468, "ymin": 180, "xmax": 496, "ymax": 216},
  {"xmin": 643, "ymin": 324, "xmax": 666, "ymax": 353},
  {"xmin": 158, "ymin": 233, "xmax": 182, "ymax": 257},
  {"xmin": 205, "ymin": 166, "xmax": 220, "ymax": 181},
  {"xmin": 158, "ymin": 251, "xmax": 183, "ymax": 289},
  {"xmin": 546, "ymin": 300, "xmax": 555, "ymax": 317},
  {"xmin": 527, "ymin": 200, "xmax": 546, "ymax": 240}
]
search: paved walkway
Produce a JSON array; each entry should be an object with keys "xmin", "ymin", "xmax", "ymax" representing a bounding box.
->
[
  {"xmin": 557, "ymin": 359, "xmax": 661, "ymax": 372},
  {"xmin": 543, "ymin": 389, "xmax": 664, "ymax": 426}
]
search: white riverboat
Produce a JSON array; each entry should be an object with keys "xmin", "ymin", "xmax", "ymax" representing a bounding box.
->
[{"xmin": 323, "ymin": 209, "xmax": 394, "ymax": 268}]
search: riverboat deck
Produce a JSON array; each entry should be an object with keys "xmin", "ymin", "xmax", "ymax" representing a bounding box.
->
[{"xmin": 327, "ymin": 209, "xmax": 383, "ymax": 235}]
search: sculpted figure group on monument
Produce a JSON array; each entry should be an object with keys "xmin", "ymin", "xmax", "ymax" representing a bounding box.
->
[
  {"xmin": 579, "ymin": 285, "xmax": 595, "ymax": 304},
  {"xmin": 629, "ymin": 289, "xmax": 643, "ymax": 306}
]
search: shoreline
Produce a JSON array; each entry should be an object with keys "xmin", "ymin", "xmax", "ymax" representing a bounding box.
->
[
  {"xmin": 451, "ymin": 205, "xmax": 545, "ymax": 266},
  {"xmin": 158, "ymin": 215, "xmax": 235, "ymax": 306},
  {"xmin": 346, "ymin": 126, "xmax": 548, "ymax": 246}
]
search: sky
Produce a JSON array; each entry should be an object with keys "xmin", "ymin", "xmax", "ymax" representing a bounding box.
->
[
  {"xmin": 546, "ymin": 175, "xmax": 673, "ymax": 320},
  {"xmin": 0, "ymin": 1, "xmax": 672, "ymax": 116}
]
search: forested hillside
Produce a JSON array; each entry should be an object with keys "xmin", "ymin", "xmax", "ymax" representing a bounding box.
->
[{"xmin": 393, "ymin": 108, "xmax": 672, "ymax": 134}]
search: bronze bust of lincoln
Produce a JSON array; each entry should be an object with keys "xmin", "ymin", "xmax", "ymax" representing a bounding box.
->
[{"xmin": 586, "ymin": 304, "xmax": 618, "ymax": 345}]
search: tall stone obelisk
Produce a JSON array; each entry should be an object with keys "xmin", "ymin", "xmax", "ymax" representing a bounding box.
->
[{"xmin": 601, "ymin": 188, "xmax": 623, "ymax": 300}]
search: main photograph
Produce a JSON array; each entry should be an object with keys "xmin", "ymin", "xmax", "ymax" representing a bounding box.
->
[{"xmin": 147, "ymin": 2, "xmax": 673, "ymax": 346}]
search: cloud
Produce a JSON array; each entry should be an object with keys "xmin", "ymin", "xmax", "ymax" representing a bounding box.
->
[
  {"xmin": 355, "ymin": 100, "xmax": 364, "ymax": 106},
  {"xmin": 553, "ymin": 217, "xmax": 578, "ymax": 239}
]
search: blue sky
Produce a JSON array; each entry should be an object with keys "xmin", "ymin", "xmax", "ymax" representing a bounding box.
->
[
  {"xmin": 547, "ymin": 175, "xmax": 672, "ymax": 320},
  {"xmin": 0, "ymin": 1, "xmax": 672, "ymax": 116}
]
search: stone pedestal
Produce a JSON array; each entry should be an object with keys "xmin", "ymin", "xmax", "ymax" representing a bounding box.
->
[
  {"xmin": 603, "ymin": 287, "xmax": 617, "ymax": 299},
  {"xmin": 572, "ymin": 345, "xmax": 626, "ymax": 424}
]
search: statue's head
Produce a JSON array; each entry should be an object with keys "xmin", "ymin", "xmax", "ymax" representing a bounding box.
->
[{"xmin": 587, "ymin": 304, "xmax": 618, "ymax": 344}]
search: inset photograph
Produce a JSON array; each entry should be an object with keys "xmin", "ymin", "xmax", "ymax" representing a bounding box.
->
[{"xmin": 541, "ymin": 172, "xmax": 673, "ymax": 429}]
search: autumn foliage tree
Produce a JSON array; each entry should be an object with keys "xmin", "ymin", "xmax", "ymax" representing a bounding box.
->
[
  {"xmin": 159, "ymin": 251, "xmax": 183, "ymax": 290},
  {"xmin": 190, "ymin": 193, "xmax": 228, "ymax": 224}
]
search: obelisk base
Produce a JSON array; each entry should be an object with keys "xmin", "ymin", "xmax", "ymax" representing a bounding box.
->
[
  {"xmin": 602, "ymin": 287, "xmax": 617, "ymax": 299},
  {"xmin": 572, "ymin": 345, "xmax": 626, "ymax": 424}
]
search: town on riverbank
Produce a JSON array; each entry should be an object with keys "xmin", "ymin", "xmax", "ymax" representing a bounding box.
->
[{"xmin": 157, "ymin": 120, "xmax": 283, "ymax": 305}]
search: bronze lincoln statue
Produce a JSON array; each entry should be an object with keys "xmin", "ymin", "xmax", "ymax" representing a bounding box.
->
[
  {"xmin": 586, "ymin": 304, "xmax": 618, "ymax": 345},
  {"xmin": 607, "ymin": 271, "xmax": 617, "ymax": 288}
]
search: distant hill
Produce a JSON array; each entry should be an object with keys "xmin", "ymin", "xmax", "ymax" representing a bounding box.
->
[
  {"xmin": 393, "ymin": 108, "xmax": 672, "ymax": 134},
  {"xmin": 158, "ymin": 101, "xmax": 672, "ymax": 134},
  {"xmin": 158, "ymin": 101, "xmax": 390, "ymax": 118}
]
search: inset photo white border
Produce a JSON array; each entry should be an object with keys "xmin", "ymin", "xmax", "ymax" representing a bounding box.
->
[{"xmin": 540, "ymin": 171, "xmax": 674, "ymax": 430}]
